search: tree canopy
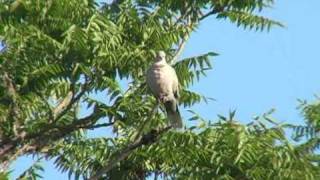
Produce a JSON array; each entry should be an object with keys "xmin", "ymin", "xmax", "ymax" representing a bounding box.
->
[{"xmin": 0, "ymin": 0, "xmax": 319, "ymax": 179}]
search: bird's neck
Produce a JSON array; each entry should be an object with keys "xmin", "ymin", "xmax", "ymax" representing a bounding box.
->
[{"xmin": 154, "ymin": 59, "xmax": 167, "ymax": 66}]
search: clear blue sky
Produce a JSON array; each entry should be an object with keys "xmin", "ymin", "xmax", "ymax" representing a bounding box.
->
[{"xmin": 10, "ymin": 0, "xmax": 320, "ymax": 179}]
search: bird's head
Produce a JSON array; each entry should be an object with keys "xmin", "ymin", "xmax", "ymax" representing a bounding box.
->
[{"xmin": 155, "ymin": 51, "xmax": 166, "ymax": 62}]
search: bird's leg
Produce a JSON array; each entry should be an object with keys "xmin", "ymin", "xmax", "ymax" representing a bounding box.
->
[
  {"xmin": 159, "ymin": 94, "xmax": 165, "ymax": 103},
  {"xmin": 159, "ymin": 94, "xmax": 169, "ymax": 103}
]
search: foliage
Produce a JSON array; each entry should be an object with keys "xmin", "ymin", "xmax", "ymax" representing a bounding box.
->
[
  {"xmin": 1, "ymin": 0, "xmax": 316, "ymax": 180},
  {"xmin": 50, "ymin": 114, "xmax": 320, "ymax": 179},
  {"xmin": 289, "ymin": 99, "xmax": 320, "ymax": 164},
  {"xmin": 16, "ymin": 159, "xmax": 44, "ymax": 180},
  {"xmin": 0, "ymin": 171, "xmax": 10, "ymax": 180}
]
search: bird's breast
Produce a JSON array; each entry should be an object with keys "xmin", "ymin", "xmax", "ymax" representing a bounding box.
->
[{"xmin": 148, "ymin": 66, "xmax": 172, "ymax": 96}]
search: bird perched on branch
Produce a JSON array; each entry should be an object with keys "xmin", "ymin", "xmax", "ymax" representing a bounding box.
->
[{"xmin": 146, "ymin": 51, "xmax": 183, "ymax": 128}]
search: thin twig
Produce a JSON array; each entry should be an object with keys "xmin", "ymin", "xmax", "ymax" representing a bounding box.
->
[
  {"xmin": 172, "ymin": 15, "xmax": 192, "ymax": 64},
  {"xmin": 171, "ymin": 34, "xmax": 190, "ymax": 64},
  {"xmin": 172, "ymin": 6, "xmax": 224, "ymax": 63}
]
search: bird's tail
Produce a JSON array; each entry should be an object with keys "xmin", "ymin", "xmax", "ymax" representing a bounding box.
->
[{"xmin": 164, "ymin": 100, "xmax": 183, "ymax": 129}]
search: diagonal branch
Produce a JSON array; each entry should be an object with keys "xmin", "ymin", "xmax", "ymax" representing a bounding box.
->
[
  {"xmin": 171, "ymin": 16, "xmax": 192, "ymax": 64},
  {"xmin": 85, "ymin": 123, "xmax": 115, "ymax": 130},
  {"xmin": 89, "ymin": 126, "xmax": 172, "ymax": 180},
  {"xmin": 52, "ymin": 79, "xmax": 90, "ymax": 123},
  {"xmin": 199, "ymin": 6, "xmax": 225, "ymax": 21},
  {"xmin": 52, "ymin": 91, "xmax": 74, "ymax": 120},
  {"xmin": 199, "ymin": 10, "xmax": 216, "ymax": 21},
  {"xmin": 172, "ymin": 34, "xmax": 190, "ymax": 64},
  {"xmin": 171, "ymin": 4, "xmax": 225, "ymax": 63},
  {"xmin": 172, "ymin": 6, "xmax": 225, "ymax": 64},
  {"xmin": 133, "ymin": 102, "xmax": 159, "ymax": 141}
]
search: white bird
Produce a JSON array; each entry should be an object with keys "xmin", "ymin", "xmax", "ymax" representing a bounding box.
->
[{"xmin": 146, "ymin": 51, "xmax": 183, "ymax": 128}]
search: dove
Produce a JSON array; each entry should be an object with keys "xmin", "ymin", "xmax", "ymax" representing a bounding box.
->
[{"xmin": 146, "ymin": 51, "xmax": 183, "ymax": 128}]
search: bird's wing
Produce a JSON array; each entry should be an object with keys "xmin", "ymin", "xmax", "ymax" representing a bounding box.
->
[
  {"xmin": 167, "ymin": 65, "xmax": 179, "ymax": 99},
  {"xmin": 146, "ymin": 64, "xmax": 158, "ymax": 97}
]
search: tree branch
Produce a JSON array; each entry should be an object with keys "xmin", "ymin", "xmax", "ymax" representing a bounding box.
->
[
  {"xmin": 0, "ymin": 104, "xmax": 106, "ymax": 159},
  {"xmin": 172, "ymin": 34, "xmax": 189, "ymax": 64},
  {"xmin": 52, "ymin": 79, "xmax": 90, "ymax": 123},
  {"xmin": 52, "ymin": 91, "xmax": 74, "ymax": 120},
  {"xmin": 2, "ymin": 72, "xmax": 21, "ymax": 136},
  {"xmin": 199, "ymin": 10, "xmax": 216, "ymax": 21},
  {"xmin": 199, "ymin": 6, "xmax": 225, "ymax": 21},
  {"xmin": 133, "ymin": 103, "xmax": 159, "ymax": 141},
  {"xmin": 172, "ymin": 6, "xmax": 224, "ymax": 63},
  {"xmin": 90, "ymin": 126, "xmax": 172, "ymax": 180},
  {"xmin": 84, "ymin": 122, "xmax": 115, "ymax": 130},
  {"xmin": 22, "ymin": 106, "xmax": 106, "ymax": 151}
]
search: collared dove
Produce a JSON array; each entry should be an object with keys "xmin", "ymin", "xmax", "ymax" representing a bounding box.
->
[{"xmin": 146, "ymin": 51, "xmax": 183, "ymax": 128}]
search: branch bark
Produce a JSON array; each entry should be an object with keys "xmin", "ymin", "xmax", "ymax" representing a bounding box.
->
[
  {"xmin": 52, "ymin": 80, "xmax": 89, "ymax": 123},
  {"xmin": 2, "ymin": 72, "xmax": 22, "ymax": 137},
  {"xmin": 52, "ymin": 91, "xmax": 74, "ymax": 120}
]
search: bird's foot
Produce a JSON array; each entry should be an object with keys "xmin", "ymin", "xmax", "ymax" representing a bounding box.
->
[{"xmin": 159, "ymin": 94, "xmax": 169, "ymax": 103}]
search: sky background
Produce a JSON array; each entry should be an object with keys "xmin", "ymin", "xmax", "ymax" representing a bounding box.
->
[{"xmin": 10, "ymin": 0, "xmax": 320, "ymax": 179}]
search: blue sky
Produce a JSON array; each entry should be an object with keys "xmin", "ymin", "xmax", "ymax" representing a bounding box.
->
[{"xmin": 9, "ymin": 0, "xmax": 320, "ymax": 179}]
